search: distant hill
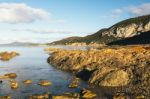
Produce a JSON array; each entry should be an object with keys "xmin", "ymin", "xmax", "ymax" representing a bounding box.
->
[
  {"xmin": 50, "ymin": 14, "xmax": 150, "ymax": 45},
  {"xmin": 0, "ymin": 42, "xmax": 45, "ymax": 47}
]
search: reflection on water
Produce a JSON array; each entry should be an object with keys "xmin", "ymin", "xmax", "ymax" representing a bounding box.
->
[{"xmin": 0, "ymin": 46, "xmax": 93, "ymax": 98}]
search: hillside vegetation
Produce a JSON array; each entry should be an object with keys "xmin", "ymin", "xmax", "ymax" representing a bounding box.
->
[{"xmin": 50, "ymin": 14, "xmax": 150, "ymax": 45}]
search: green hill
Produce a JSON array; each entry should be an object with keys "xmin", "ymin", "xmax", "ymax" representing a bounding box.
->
[{"xmin": 50, "ymin": 14, "xmax": 150, "ymax": 45}]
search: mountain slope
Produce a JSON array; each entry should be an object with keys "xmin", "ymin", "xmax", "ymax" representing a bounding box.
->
[
  {"xmin": 108, "ymin": 30, "xmax": 150, "ymax": 45},
  {"xmin": 50, "ymin": 14, "xmax": 150, "ymax": 45}
]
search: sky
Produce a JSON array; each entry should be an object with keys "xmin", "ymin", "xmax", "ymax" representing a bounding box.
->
[{"xmin": 0, "ymin": 0, "xmax": 150, "ymax": 44}]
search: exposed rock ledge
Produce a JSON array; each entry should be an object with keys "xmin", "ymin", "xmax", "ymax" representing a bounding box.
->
[
  {"xmin": 47, "ymin": 45, "xmax": 150, "ymax": 97},
  {"xmin": 0, "ymin": 51, "xmax": 19, "ymax": 61}
]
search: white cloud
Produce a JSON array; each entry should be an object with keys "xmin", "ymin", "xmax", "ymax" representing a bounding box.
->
[
  {"xmin": 111, "ymin": 9, "xmax": 123, "ymax": 18},
  {"xmin": 128, "ymin": 3, "xmax": 150, "ymax": 16},
  {"xmin": 0, "ymin": 3, "xmax": 50, "ymax": 24},
  {"xmin": 111, "ymin": 3, "xmax": 150, "ymax": 18}
]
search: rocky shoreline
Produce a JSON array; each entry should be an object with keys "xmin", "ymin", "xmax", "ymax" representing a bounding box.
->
[
  {"xmin": 47, "ymin": 45, "xmax": 150, "ymax": 98},
  {"xmin": 0, "ymin": 72, "xmax": 97, "ymax": 99},
  {"xmin": 0, "ymin": 50, "xmax": 97, "ymax": 99}
]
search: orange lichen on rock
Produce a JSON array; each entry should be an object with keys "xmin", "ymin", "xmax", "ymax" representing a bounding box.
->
[
  {"xmin": 0, "ymin": 51, "xmax": 19, "ymax": 61},
  {"xmin": 48, "ymin": 45, "xmax": 150, "ymax": 97}
]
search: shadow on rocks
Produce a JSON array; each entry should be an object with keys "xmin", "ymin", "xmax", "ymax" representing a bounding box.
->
[{"xmin": 76, "ymin": 69, "xmax": 96, "ymax": 81}]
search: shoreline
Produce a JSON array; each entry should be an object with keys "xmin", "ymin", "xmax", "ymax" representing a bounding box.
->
[{"xmin": 47, "ymin": 45, "xmax": 150, "ymax": 98}]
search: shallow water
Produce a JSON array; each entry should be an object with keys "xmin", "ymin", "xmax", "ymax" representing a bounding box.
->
[{"xmin": 0, "ymin": 46, "xmax": 107, "ymax": 99}]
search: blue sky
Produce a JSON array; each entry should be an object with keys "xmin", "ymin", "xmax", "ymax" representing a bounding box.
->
[{"xmin": 0, "ymin": 0, "xmax": 150, "ymax": 44}]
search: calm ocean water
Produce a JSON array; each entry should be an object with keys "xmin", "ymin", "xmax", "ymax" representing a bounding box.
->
[{"xmin": 0, "ymin": 46, "xmax": 107, "ymax": 99}]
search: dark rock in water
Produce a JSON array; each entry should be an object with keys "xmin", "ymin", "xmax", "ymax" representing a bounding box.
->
[{"xmin": 0, "ymin": 80, "xmax": 2, "ymax": 83}]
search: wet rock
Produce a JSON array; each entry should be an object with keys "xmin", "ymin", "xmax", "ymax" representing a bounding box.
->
[
  {"xmin": 81, "ymin": 88, "xmax": 97, "ymax": 99},
  {"xmin": 10, "ymin": 51, "xmax": 19, "ymax": 57},
  {"xmin": 52, "ymin": 96, "xmax": 70, "ymax": 99},
  {"xmin": 38, "ymin": 80, "xmax": 52, "ymax": 86},
  {"xmin": 68, "ymin": 78, "xmax": 79, "ymax": 88},
  {"xmin": 52, "ymin": 92, "xmax": 80, "ymax": 99},
  {"xmin": 29, "ymin": 92, "xmax": 50, "ymax": 99},
  {"xmin": 0, "ymin": 53, "xmax": 11, "ymax": 61},
  {"xmin": 9, "ymin": 80, "xmax": 18, "ymax": 89},
  {"xmin": 48, "ymin": 45, "xmax": 150, "ymax": 96},
  {"xmin": 64, "ymin": 93, "xmax": 80, "ymax": 98},
  {"xmin": 0, "ymin": 75, "xmax": 9, "ymax": 79},
  {"xmin": 4, "ymin": 73, "xmax": 17, "ymax": 79},
  {"xmin": 0, "ymin": 95, "xmax": 11, "ymax": 99},
  {"xmin": 52, "ymin": 96, "xmax": 74, "ymax": 99},
  {"xmin": 100, "ymin": 70, "xmax": 130, "ymax": 86},
  {"xmin": 23, "ymin": 80, "xmax": 32, "ymax": 85},
  {"xmin": 0, "ymin": 51, "xmax": 19, "ymax": 61}
]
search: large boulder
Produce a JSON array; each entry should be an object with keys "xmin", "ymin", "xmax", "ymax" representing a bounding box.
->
[{"xmin": 100, "ymin": 70, "xmax": 130, "ymax": 86}]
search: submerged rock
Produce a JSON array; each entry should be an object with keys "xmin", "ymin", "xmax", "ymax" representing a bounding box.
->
[
  {"xmin": 4, "ymin": 73, "xmax": 17, "ymax": 79},
  {"xmin": 52, "ymin": 96, "xmax": 76, "ymax": 99},
  {"xmin": 38, "ymin": 80, "xmax": 52, "ymax": 86},
  {"xmin": 29, "ymin": 92, "xmax": 50, "ymax": 99},
  {"xmin": 0, "ymin": 95, "xmax": 11, "ymax": 99},
  {"xmin": 23, "ymin": 80, "xmax": 32, "ymax": 85},
  {"xmin": 0, "ymin": 75, "xmax": 9, "ymax": 79},
  {"xmin": 52, "ymin": 93, "xmax": 80, "ymax": 99},
  {"xmin": 68, "ymin": 78, "xmax": 79, "ymax": 88},
  {"xmin": 9, "ymin": 80, "xmax": 18, "ymax": 89}
]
